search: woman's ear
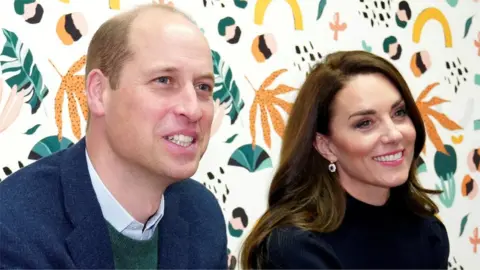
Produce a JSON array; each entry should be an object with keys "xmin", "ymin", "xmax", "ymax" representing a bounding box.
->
[{"xmin": 313, "ymin": 133, "xmax": 338, "ymax": 162}]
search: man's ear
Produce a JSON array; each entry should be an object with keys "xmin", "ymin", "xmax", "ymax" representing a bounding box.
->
[
  {"xmin": 86, "ymin": 69, "xmax": 109, "ymax": 117},
  {"xmin": 313, "ymin": 133, "xmax": 338, "ymax": 162}
]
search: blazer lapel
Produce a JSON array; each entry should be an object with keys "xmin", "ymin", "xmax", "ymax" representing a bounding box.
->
[
  {"xmin": 157, "ymin": 187, "xmax": 190, "ymax": 269},
  {"xmin": 60, "ymin": 138, "xmax": 115, "ymax": 269}
]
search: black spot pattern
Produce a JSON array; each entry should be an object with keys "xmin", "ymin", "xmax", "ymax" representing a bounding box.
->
[
  {"xmin": 203, "ymin": 0, "xmax": 226, "ymax": 8},
  {"xmin": 201, "ymin": 166, "xmax": 229, "ymax": 211},
  {"xmin": 0, "ymin": 161, "xmax": 24, "ymax": 182},
  {"xmin": 448, "ymin": 257, "xmax": 464, "ymax": 270},
  {"xmin": 358, "ymin": 0, "xmax": 393, "ymax": 28},
  {"xmin": 444, "ymin": 57, "xmax": 469, "ymax": 93},
  {"xmin": 293, "ymin": 41, "xmax": 322, "ymax": 72}
]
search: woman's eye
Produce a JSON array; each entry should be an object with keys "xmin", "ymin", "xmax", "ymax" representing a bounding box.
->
[
  {"xmin": 394, "ymin": 108, "xmax": 407, "ymax": 117},
  {"xmin": 355, "ymin": 120, "xmax": 372, "ymax": 129}
]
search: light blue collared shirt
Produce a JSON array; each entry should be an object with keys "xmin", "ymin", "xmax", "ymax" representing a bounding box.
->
[{"xmin": 86, "ymin": 150, "xmax": 164, "ymax": 241}]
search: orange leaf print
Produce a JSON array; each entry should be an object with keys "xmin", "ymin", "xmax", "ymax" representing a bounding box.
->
[
  {"xmin": 248, "ymin": 69, "xmax": 297, "ymax": 149},
  {"xmin": 272, "ymin": 97, "xmax": 292, "ymax": 114},
  {"xmin": 50, "ymin": 55, "xmax": 88, "ymax": 141},
  {"xmin": 423, "ymin": 96, "xmax": 449, "ymax": 107},
  {"xmin": 259, "ymin": 69, "xmax": 288, "ymax": 90},
  {"xmin": 474, "ymin": 32, "xmax": 480, "ymax": 56},
  {"xmin": 250, "ymin": 99, "xmax": 258, "ymax": 148},
  {"xmin": 425, "ymin": 107, "xmax": 462, "ymax": 131},
  {"xmin": 54, "ymin": 84, "xmax": 66, "ymax": 140},
  {"xmin": 416, "ymin": 82, "xmax": 462, "ymax": 155},
  {"xmin": 260, "ymin": 105, "xmax": 271, "ymax": 148},
  {"xmin": 416, "ymin": 82, "xmax": 439, "ymax": 103},
  {"xmin": 271, "ymin": 84, "xmax": 296, "ymax": 95},
  {"xmin": 423, "ymin": 116, "xmax": 448, "ymax": 155},
  {"xmin": 267, "ymin": 103, "xmax": 285, "ymax": 138}
]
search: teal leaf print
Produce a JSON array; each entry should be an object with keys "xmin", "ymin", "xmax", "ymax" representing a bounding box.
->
[
  {"xmin": 233, "ymin": 0, "xmax": 247, "ymax": 9},
  {"xmin": 435, "ymin": 172, "xmax": 456, "ymax": 208},
  {"xmin": 212, "ymin": 50, "xmax": 245, "ymax": 124},
  {"xmin": 474, "ymin": 74, "xmax": 480, "ymax": 86},
  {"xmin": 463, "ymin": 16, "xmax": 474, "ymax": 38},
  {"xmin": 0, "ymin": 29, "xmax": 49, "ymax": 114},
  {"xmin": 316, "ymin": 0, "xmax": 327, "ymax": 20},
  {"xmin": 228, "ymin": 144, "xmax": 272, "ymax": 172},
  {"xmin": 225, "ymin": 134, "xmax": 238, "ymax": 143},
  {"xmin": 434, "ymin": 144, "xmax": 457, "ymax": 179},
  {"xmin": 416, "ymin": 156, "xmax": 427, "ymax": 173},
  {"xmin": 28, "ymin": 135, "xmax": 74, "ymax": 160},
  {"xmin": 434, "ymin": 145, "xmax": 456, "ymax": 208},
  {"xmin": 474, "ymin": 119, "xmax": 480, "ymax": 131},
  {"xmin": 446, "ymin": 0, "xmax": 458, "ymax": 7},
  {"xmin": 362, "ymin": 40, "xmax": 372, "ymax": 52},
  {"xmin": 459, "ymin": 213, "xmax": 469, "ymax": 236},
  {"xmin": 24, "ymin": 123, "xmax": 40, "ymax": 135}
]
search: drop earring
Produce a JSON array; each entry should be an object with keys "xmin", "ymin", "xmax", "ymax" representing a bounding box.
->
[{"xmin": 328, "ymin": 162, "xmax": 336, "ymax": 172}]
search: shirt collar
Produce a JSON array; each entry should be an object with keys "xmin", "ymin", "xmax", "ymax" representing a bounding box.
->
[{"xmin": 86, "ymin": 150, "xmax": 164, "ymax": 239}]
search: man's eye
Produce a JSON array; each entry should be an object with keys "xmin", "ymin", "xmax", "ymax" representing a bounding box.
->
[
  {"xmin": 156, "ymin": 77, "xmax": 171, "ymax": 84},
  {"xmin": 197, "ymin": 84, "xmax": 213, "ymax": 92}
]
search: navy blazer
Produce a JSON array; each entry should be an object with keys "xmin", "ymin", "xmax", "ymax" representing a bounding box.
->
[{"xmin": 0, "ymin": 138, "xmax": 228, "ymax": 269}]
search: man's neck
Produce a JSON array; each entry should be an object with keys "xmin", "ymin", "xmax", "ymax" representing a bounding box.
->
[{"xmin": 85, "ymin": 135, "xmax": 166, "ymax": 224}]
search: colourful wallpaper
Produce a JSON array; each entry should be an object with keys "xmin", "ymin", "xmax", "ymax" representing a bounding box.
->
[{"xmin": 0, "ymin": 0, "xmax": 479, "ymax": 269}]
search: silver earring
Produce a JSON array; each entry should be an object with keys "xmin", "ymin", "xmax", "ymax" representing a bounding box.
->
[{"xmin": 328, "ymin": 162, "xmax": 336, "ymax": 172}]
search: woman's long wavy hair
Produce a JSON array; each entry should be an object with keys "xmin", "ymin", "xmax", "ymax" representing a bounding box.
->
[{"xmin": 239, "ymin": 50, "xmax": 441, "ymax": 269}]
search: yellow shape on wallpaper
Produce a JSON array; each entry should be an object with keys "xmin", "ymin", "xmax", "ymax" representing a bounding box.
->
[
  {"xmin": 412, "ymin": 7, "xmax": 452, "ymax": 48},
  {"xmin": 58, "ymin": 0, "xmax": 120, "ymax": 10},
  {"xmin": 451, "ymin": 134, "xmax": 464, "ymax": 144},
  {"xmin": 254, "ymin": 0, "xmax": 303, "ymax": 30},
  {"xmin": 110, "ymin": 0, "xmax": 120, "ymax": 9},
  {"xmin": 49, "ymin": 56, "xmax": 89, "ymax": 141}
]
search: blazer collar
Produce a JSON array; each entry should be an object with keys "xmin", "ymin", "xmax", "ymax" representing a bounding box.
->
[
  {"xmin": 157, "ymin": 183, "xmax": 190, "ymax": 269},
  {"xmin": 60, "ymin": 138, "xmax": 114, "ymax": 269},
  {"xmin": 59, "ymin": 137, "xmax": 192, "ymax": 269}
]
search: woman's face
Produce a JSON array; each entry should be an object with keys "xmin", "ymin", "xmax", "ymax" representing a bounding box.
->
[{"xmin": 315, "ymin": 73, "xmax": 417, "ymax": 205}]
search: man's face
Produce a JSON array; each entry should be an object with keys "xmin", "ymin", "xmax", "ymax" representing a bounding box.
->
[{"xmin": 103, "ymin": 11, "xmax": 215, "ymax": 184}]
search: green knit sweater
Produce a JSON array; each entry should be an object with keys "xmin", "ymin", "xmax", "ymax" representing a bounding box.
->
[{"xmin": 106, "ymin": 222, "xmax": 159, "ymax": 269}]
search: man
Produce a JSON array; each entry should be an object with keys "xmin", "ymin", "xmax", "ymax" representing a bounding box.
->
[{"xmin": 0, "ymin": 4, "xmax": 227, "ymax": 269}]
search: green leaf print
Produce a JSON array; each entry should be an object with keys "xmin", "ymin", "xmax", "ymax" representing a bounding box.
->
[
  {"xmin": 28, "ymin": 135, "xmax": 74, "ymax": 160},
  {"xmin": 0, "ymin": 29, "xmax": 49, "ymax": 114},
  {"xmin": 228, "ymin": 144, "xmax": 272, "ymax": 172},
  {"xmin": 212, "ymin": 50, "xmax": 245, "ymax": 125}
]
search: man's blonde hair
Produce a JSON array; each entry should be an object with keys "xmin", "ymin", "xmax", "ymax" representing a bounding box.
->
[
  {"xmin": 85, "ymin": 4, "xmax": 198, "ymax": 128},
  {"xmin": 85, "ymin": 3, "xmax": 197, "ymax": 89}
]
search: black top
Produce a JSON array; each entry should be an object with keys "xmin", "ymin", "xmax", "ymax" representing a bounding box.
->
[{"xmin": 262, "ymin": 193, "xmax": 449, "ymax": 269}]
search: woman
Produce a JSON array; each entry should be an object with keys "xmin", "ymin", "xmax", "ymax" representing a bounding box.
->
[{"xmin": 240, "ymin": 50, "xmax": 449, "ymax": 269}]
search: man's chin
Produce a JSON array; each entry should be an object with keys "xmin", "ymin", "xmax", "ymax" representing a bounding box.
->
[{"xmin": 165, "ymin": 164, "xmax": 198, "ymax": 181}]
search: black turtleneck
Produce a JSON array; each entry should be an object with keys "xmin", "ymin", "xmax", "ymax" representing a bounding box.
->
[{"xmin": 261, "ymin": 193, "xmax": 449, "ymax": 269}]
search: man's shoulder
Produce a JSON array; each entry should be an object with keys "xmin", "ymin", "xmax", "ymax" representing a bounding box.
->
[
  {"xmin": 167, "ymin": 178, "xmax": 213, "ymax": 197},
  {"xmin": 0, "ymin": 152, "xmax": 65, "ymax": 218},
  {"xmin": 166, "ymin": 178, "xmax": 224, "ymax": 218}
]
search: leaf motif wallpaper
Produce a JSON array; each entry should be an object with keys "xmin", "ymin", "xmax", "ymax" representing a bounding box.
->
[{"xmin": 0, "ymin": 0, "xmax": 479, "ymax": 269}]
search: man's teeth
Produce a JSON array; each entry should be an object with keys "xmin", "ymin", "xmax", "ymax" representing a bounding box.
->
[
  {"xmin": 167, "ymin": 134, "xmax": 194, "ymax": 147},
  {"xmin": 373, "ymin": 152, "xmax": 403, "ymax": 162}
]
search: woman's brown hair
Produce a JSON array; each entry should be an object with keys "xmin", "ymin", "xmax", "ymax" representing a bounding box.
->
[{"xmin": 240, "ymin": 50, "xmax": 441, "ymax": 269}]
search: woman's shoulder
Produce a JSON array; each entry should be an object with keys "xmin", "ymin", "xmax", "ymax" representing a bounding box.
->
[
  {"xmin": 419, "ymin": 215, "xmax": 450, "ymax": 268},
  {"xmin": 422, "ymin": 215, "xmax": 449, "ymax": 242},
  {"xmin": 263, "ymin": 226, "xmax": 342, "ymax": 269}
]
